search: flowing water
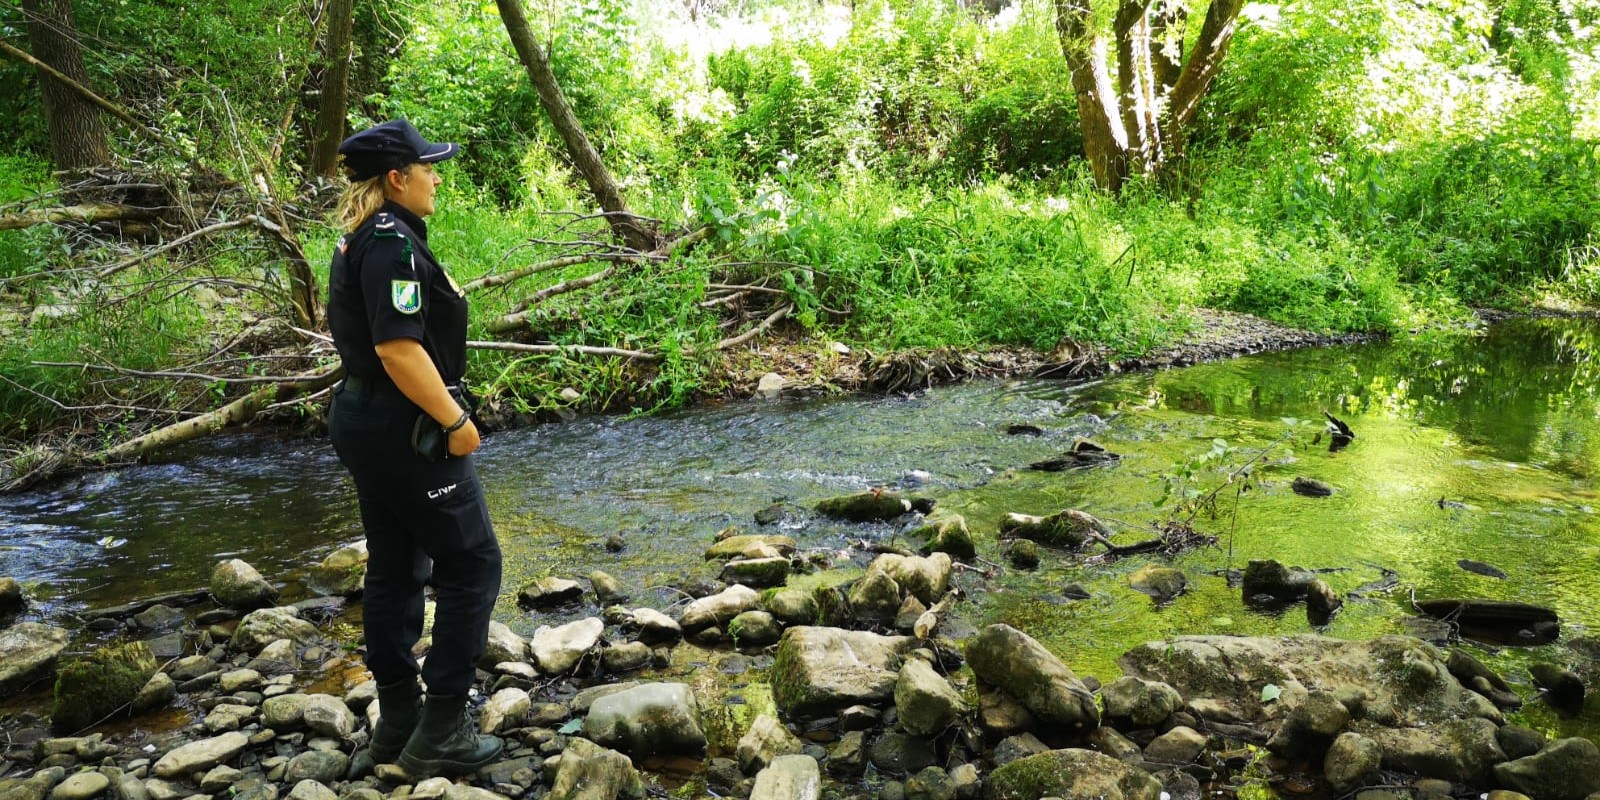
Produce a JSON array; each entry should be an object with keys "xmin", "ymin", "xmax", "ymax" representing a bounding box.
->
[{"xmin": 6, "ymin": 317, "xmax": 1600, "ymax": 742}]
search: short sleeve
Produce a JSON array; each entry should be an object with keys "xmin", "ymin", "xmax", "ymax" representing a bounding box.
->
[{"xmin": 359, "ymin": 231, "xmax": 427, "ymax": 345}]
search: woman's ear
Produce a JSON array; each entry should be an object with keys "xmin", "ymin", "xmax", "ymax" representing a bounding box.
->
[{"xmin": 384, "ymin": 167, "xmax": 408, "ymax": 195}]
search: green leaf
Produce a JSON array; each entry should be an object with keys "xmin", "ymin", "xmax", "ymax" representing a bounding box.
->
[{"xmin": 1261, "ymin": 684, "xmax": 1282, "ymax": 703}]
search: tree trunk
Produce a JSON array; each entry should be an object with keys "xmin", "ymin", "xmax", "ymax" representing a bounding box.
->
[
  {"xmin": 21, "ymin": 0, "xmax": 111, "ymax": 169},
  {"xmin": 1053, "ymin": 0, "xmax": 1243, "ymax": 194},
  {"xmin": 310, "ymin": 0, "xmax": 356, "ymax": 177},
  {"xmin": 495, "ymin": 0, "xmax": 658, "ymax": 252}
]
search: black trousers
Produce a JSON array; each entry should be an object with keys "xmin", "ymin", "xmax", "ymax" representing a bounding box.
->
[{"xmin": 328, "ymin": 384, "xmax": 502, "ymax": 696}]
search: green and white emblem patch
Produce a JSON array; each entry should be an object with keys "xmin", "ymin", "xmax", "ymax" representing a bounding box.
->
[{"xmin": 391, "ymin": 280, "xmax": 422, "ymax": 314}]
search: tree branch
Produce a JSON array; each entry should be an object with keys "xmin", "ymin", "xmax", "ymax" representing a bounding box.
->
[
  {"xmin": 0, "ymin": 203, "xmax": 157, "ymax": 232},
  {"xmin": 1165, "ymin": 0, "xmax": 1244, "ymax": 142},
  {"xmin": 715, "ymin": 303, "xmax": 793, "ymax": 351},
  {"xmin": 466, "ymin": 340, "xmax": 661, "ymax": 362},
  {"xmin": 0, "ymin": 39, "xmax": 168, "ymax": 146}
]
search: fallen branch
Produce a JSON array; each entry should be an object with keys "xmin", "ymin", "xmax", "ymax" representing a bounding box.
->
[
  {"xmin": 0, "ymin": 203, "xmax": 157, "ymax": 232},
  {"xmin": 462, "ymin": 253, "xmax": 650, "ymax": 294},
  {"xmin": 99, "ymin": 217, "xmax": 256, "ymax": 277},
  {"xmin": 715, "ymin": 303, "xmax": 793, "ymax": 351},
  {"xmin": 466, "ymin": 340, "xmax": 661, "ymax": 362},
  {"xmin": 0, "ymin": 40, "xmax": 169, "ymax": 146},
  {"xmin": 32, "ymin": 361, "xmax": 317, "ymax": 385}
]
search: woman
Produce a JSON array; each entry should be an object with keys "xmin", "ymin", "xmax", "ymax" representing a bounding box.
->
[{"xmin": 326, "ymin": 119, "xmax": 503, "ymax": 777}]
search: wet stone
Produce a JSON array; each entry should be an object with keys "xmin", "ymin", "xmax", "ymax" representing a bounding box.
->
[{"xmin": 50, "ymin": 773, "xmax": 110, "ymax": 800}]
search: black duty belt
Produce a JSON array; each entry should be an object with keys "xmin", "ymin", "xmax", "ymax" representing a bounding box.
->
[{"xmin": 342, "ymin": 373, "xmax": 475, "ymax": 410}]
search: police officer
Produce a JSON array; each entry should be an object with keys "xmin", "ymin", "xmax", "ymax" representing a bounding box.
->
[{"xmin": 326, "ymin": 120, "xmax": 503, "ymax": 777}]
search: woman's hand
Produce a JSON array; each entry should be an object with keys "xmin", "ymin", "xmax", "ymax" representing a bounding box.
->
[{"xmin": 448, "ymin": 418, "xmax": 481, "ymax": 457}]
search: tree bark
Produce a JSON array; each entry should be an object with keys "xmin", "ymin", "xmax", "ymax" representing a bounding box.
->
[
  {"xmin": 1163, "ymin": 0, "xmax": 1243, "ymax": 160},
  {"xmin": 21, "ymin": 0, "xmax": 111, "ymax": 169},
  {"xmin": 0, "ymin": 203, "xmax": 155, "ymax": 232},
  {"xmin": 1055, "ymin": 0, "xmax": 1128, "ymax": 193},
  {"xmin": 310, "ymin": 0, "xmax": 356, "ymax": 177},
  {"xmin": 495, "ymin": 0, "xmax": 657, "ymax": 252}
]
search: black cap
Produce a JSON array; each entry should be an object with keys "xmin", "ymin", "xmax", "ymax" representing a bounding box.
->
[{"xmin": 338, "ymin": 119, "xmax": 459, "ymax": 181}]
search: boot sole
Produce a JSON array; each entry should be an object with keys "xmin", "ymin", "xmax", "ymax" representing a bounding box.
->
[{"xmin": 397, "ymin": 740, "xmax": 504, "ymax": 778}]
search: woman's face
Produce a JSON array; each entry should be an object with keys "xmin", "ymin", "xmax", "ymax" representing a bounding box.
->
[{"xmin": 387, "ymin": 163, "xmax": 442, "ymax": 217}]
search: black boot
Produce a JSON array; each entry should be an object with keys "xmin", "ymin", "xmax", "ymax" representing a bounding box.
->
[
  {"xmin": 369, "ymin": 680, "xmax": 423, "ymax": 763},
  {"xmin": 397, "ymin": 694, "xmax": 504, "ymax": 778}
]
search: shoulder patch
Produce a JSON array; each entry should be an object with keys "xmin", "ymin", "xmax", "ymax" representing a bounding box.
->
[{"xmin": 391, "ymin": 280, "xmax": 422, "ymax": 314}]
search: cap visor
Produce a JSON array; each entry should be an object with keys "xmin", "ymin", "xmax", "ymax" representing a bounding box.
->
[{"xmin": 417, "ymin": 142, "xmax": 458, "ymax": 162}]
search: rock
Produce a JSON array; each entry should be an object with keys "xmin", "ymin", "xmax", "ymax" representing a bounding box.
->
[
  {"xmin": 1531, "ymin": 663, "xmax": 1585, "ymax": 715},
  {"xmin": 1087, "ymin": 727, "xmax": 1143, "ymax": 763},
  {"xmin": 966, "ymin": 624, "xmax": 1099, "ymax": 732},
  {"xmin": 982, "ymin": 749, "xmax": 1162, "ymax": 800},
  {"xmin": 0, "ymin": 623, "xmax": 69, "ymax": 697},
  {"xmin": 284, "ymin": 751, "xmax": 348, "ymax": 784},
  {"xmin": 816, "ymin": 492, "xmax": 912, "ymax": 522},
  {"xmin": 130, "ymin": 604, "xmax": 185, "ymax": 633},
  {"xmin": 232, "ymin": 608, "xmax": 319, "ymax": 654},
  {"xmin": 894, "ymin": 659, "xmax": 966, "ymax": 737},
  {"xmin": 140, "ymin": 632, "xmax": 183, "ymax": 661},
  {"xmin": 1006, "ymin": 540, "xmax": 1039, "ymax": 569},
  {"xmin": 905, "ymin": 767, "xmax": 955, "ymax": 800},
  {"xmin": 848, "ymin": 569, "xmax": 902, "ymax": 621},
  {"xmin": 2, "ymin": 767, "xmax": 65, "ymax": 800},
  {"xmin": 1119, "ymin": 634, "xmax": 1501, "ymax": 728},
  {"xmin": 895, "ymin": 596, "xmax": 929, "ymax": 634},
  {"xmin": 763, "ymin": 589, "xmax": 818, "ymax": 627},
  {"xmin": 218, "ymin": 668, "xmax": 263, "ymax": 693},
  {"xmin": 263, "ymin": 694, "xmax": 311, "ymax": 728},
  {"xmin": 605, "ymin": 533, "xmax": 627, "ymax": 552},
  {"xmin": 873, "ymin": 553, "xmax": 953, "ymax": 605},
  {"xmin": 772, "ymin": 627, "xmax": 915, "ymax": 718},
  {"xmin": 1100, "ymin": 677, "xmax": 1182, "ymax": 728},
  {"xmin": 1496, "ymin": 725, "xmax": 1547, "ymax": 761},
  {"xmin": 1240, "ymin": 560, "xmax": 1315, "ymax": 603},
  {"xmin": 1306, "ymin": 579, "xmax": 1342, "ymax": 624},
  {"xmin": 998, "ymin": 510, "xmax": 1110, "ymax": 548},
  {"xmin": 518, "ymin": 577, "xmax": 584, "ymax": 608},
  {"xmin": 757, "ymin": 373, "xmax": 787, "ymax": 400},
  {"xmin": 411, "ymin": 778, "xmax": 451, "ymax": 800},
  {"xmin": 131, "ymin": 672, "xmax": 176, "ymax": 715},
  {"xmin": 1265, "ymin": 691, "xmax": 1350, "ymax": 759},
  {"xmin": 481, "ymin": 622, "xmax": 528, "ymax": 669},
  {"xmin": 841, "ymin": 705, "xmax": 882, "ymax": 731},
  {"xmin": 1291, "ymin": 477, "xmax": 1333, "ymax": 497},
  {"xmin": 1370, "ymin": 718, "xmax": 1504, "ymax": 784},
  {"xmin": 583, "ymin": 682, "xmax": 706, "ymax": 757},
  {"xmin": 203, "ymin": 703, "xmax": 255, "ymax": 732},
  {"xmin": 827, "ymin": 731, "xmax": 868, "ymax": 777},
  {"xmin": 199, "ymin": 767, "xmax": 243, "ymax": 794},
  {"xmin": 444, "ymin": 787, "xmax": 507, "ymax": 800},
  {"xmin": 706, "ymin": 535, "xmax": 798, "ymax": 561},
  {"xmin": 601, "ymin": 642, "xmax": 652, "ymax": 674},
  {"xmin": 1127, "ymin": 565, "xmax": 1186, "ymax": 603},
  {"xmin": 0, "ymin": 577, "xmax": 24, "ymax": 616},
  {"xmin": 1493, "ymin": 738, "xmax": 1600, "ymax": 800},
  {"xmin": 153, "ymin": 732, "xmax": 250, "ymax": 778},
  {"xmin": 49, "ymin": 773, "xmax": 109, "ymax": 800},
  {"xmin": 546, "ymin": 737, "xmax": 645, "ymax": 800},
  {"xmin": 1412, "ymin": 599, "xmax": 1559, "ymax": 644},
  {"xmin": 993, "ymin": 734, "xmax": 1050, "ymax": 767},
  {"xmin": 632, "ymin": 608, "xmax": 683, "ymax": 645},
  {"xmin": 750, "ymin": 755, "xmax": 820, "ymax": 800},
  {"xmin": 531, "ymin": 618, "xmax": 604, "ymax": 674},
  {"xmin": 480, "ymin": 688, "xmax": 530, "ymax": 735},
  {"xmin": 252, "ymin": 638, "xmax": 299, "ymax": 671},
  {"xmin": 1324, "ymin": 733, "xmax": 1381, "ymax": 793},
  {"xmin": 303, "ymin": 695, "xmax": 356, "ymax": 739},
  {"xmin": 730, "ymin": 611, "xmax": 783, "ymax": 647},
  {"xmin": 1143, "ymin": 726, "xmax": 1205, "ymax": 763},
  {"xmin": 721, "ymin": 558, "xmax": 791, "ymax": 589},
  {"xmin": 738, "ymin": 715, "xmax": 804, "ymax": 775},
  {"xmin": 306, "ymin": 544, "xmax": 367, "ymax": 598},
  {"xmin": 589, "ymin": 571, "xmax": 628, "ymax": 604},
  {"xmin": 50, "ymin": 642, "xmax": 158, "ymax": 733},
  {"xmin": 978, "ymin": 688, "xmax": 1036, "ymax": 737},
  {"xmin": 574, "ymin": 682, "xmax": 640, "ymax": 713},
  {"xmin": 951, "ymin": 765, "xmax": 980, "ymax": 800},
  {"xmin": 908, "ymin": 516, "xmax": 975, "ymax": 560},
  {"xmin": 869, "ymin": 732, "xmax": 938, "ymax": 775},
  {"xmin": 212, "ymin": 559, "xmax": 276, "ymax": 610},
  {"xmin": 286, "ymin": 782, "xmax": 335, "ymax": 800},
  {"xmin": 681, "ymin": 585, "xmax": 761, "ymax": 632}
]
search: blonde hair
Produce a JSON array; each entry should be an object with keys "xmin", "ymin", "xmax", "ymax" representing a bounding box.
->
[{"xmin": 335, "ymin": 164, "xmax": 418, "ymax": 232}]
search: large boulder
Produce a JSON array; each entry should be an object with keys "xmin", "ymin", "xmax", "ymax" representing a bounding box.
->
[
  {"xmin": 895, "ymin": 659, "xmax": 967, "ymax": 737},
  {"xmin": 966, "ymin": 625, "xmax": 1099, "ymax": 733},
  {"xmin": 737, "ymin": 714, "xmax": 804, "ymax": 775},
  {"xmin": 1119, "ymin": 635, "xmax": 1500, "ymax": 728},
  {"xmin": 680, "ymin": 585, "xmax": 760, "ymax": 632},
  {"xmin": 1492, "ymin": 738, "xmax": 1600, "ymax": 800},
  {"xmin": 211, "ymin": 559, "xmax": 276, "ymax": 610},
  {"xmin": 50, "ymin": 642, "xmax": 158, "ymax": 733},
  {"xmin": 1369, "ymin": 718, "xmax": 1505, "ymax": 784},
  {"xmin": 0, "ymin": 623, "xmax": 69, "ymax": 697},
  {"xmin": 583, "ymin": 682, "xmax": 706, "ymax": 757},
  {"xmin": 546, "ymin": 738, "xmax": 645, "ymax": 800},
  {"xmin": 982, "ymin": 749, "xmax": 1161, "ymax": 800},
  {"xmin": 750, "ymin": 755, "xmax": 821, "ymax": 800},
  {"xmin": 531, "ymin": 618, "xmax": 604, "ymax": 674},
  {"xmin": 772, "ymin": 627, "xmax": 915, "ymax": 718},
  {"xmin": 231, "ymin": 608, "xmax": 319, "ymax": 654},
  {"xmin": 154, "ymin": 732, "xmax": 250, "ymax": 778}
]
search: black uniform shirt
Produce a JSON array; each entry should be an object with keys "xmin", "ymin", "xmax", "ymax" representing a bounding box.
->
[{"xmin": 327, "ymin": 201, "xmax": 469, "ymax": 384}]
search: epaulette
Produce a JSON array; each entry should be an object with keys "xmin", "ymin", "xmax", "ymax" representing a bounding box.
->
[{"xmin": 373, "ymin": 213, "xmax": 402, "ymax": 238}]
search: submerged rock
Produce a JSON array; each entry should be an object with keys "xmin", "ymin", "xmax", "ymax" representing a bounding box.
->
[
  {"xmin": 1413, "ymin": 599, "xmax": 1559, "ymax": 644},
  {"xmin": 815, "ymin": 492, "xmax": 912, "ymax": 523},
  {"xmin": 907, "ymin": 516, "xmax": 975, "ymax": 560},
  {"xmin": 1241, "ymin": 559, "xmax": 1316, "ymax": 603},
  {"xmin": 50, "ymin": 641, "xmax": 158, "ymax": 734},
  {"xmin": 1530, "ymin": 663, "xmax": 1585, "ymax": 715},
  {"xmin": 998, "ymin": 509, "xmax": 1110, "ymax": 548},
  {"xmin": 720, "ymin": 557, "xmax": 790, "ymax": 588},
  {"xmin": 1127, "ymin": 564, "xmax": 1186, "ymax": 603},
  {"xmin": 1291, "ymin": 477, "xmax": 1334, "ymax": 497},
  {"xmin": 0, "ymin": 577, "xmax": 24, "ymax": 616},
  {"xmin": 1028, "ymin": 441, "xmax": 1121, "ymax": 472},
  {"xmin": 982, "ymin": 749, "xmax": 1160, "ymax": 800},
  {"xmin": 965, "ymin": 624, "xmax": 1099, "ymax": 732},
  {"xmin": 772, "ymin": 627, "xmax": 914, "ymax": 718}
]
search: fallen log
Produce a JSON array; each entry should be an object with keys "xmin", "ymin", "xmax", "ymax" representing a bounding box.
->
[{"xmin": 0, "ymin": 203, "xmax": 157, "ymax": 232}]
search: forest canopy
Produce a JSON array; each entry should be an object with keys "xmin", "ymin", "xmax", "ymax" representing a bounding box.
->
[{"xmin": 0, "ymin": 0, "xmax": 1597, "ymax": 481}]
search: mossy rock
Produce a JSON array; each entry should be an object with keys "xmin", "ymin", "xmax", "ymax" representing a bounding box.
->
[
  {"xmin": 998, "ymin": 510, "xmax": 1108, "ymax": 548},
  {"xmin": 909, "ymin": 516, "xmax": 976, "ymax": 560},
  {"xmin": 983, "ymin": 748, "xmax": 1162, "ymax": 800},
  {"xmin": 705, "ymin": 535, "xmax": 797, "ymax": 561},
  {"xmin": 812, "ymin": 584, "xmax": 851, "ymax": 627},
  {"xmin": 51, "ymin": 641, "xmax": 158, "ymax": 734},
  {"xmin": 816, "ymin": 492, "xmax": 912, "ymax": 523}
]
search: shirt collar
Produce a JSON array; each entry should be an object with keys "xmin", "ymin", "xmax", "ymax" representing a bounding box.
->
[{"xmin": 381, "ymin": 200, "xmax": 428, "ymax": 240}]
